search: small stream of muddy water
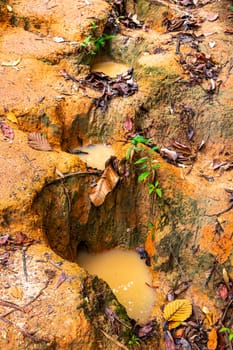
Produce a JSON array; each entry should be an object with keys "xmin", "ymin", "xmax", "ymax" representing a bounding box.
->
[
  {"xmin": 77, "ymin": 249, "xmax": 156, "ymax": 324},
  {"xmin": 77, "ymin": 144, "xmax": 114, "ymax": 170}
]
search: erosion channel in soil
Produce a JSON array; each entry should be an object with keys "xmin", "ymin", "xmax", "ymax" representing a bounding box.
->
[{"xmin": 0, "ymin": 0, "xmax": 233, "ymax": 349}]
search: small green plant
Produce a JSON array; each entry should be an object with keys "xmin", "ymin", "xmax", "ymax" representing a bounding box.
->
[
  {"xmin": 126, "ymin": 136, "xmax": 162, "ymax": 197},
  {"xmin": 80, "ymin": 21, "xmax": 115, "ymax": 56},
  {"xmin": 219, "ymin": 327, "xmax": 233, "ymax": 342},
  {"xmin": 128, "ymin": 334, "xmax": 141, "ymax": 346},
  {"xmin": 79, "ymin": 35, "xmax": 93, "ymax": 51},
  {"xmin": 148, "ymin": 222, "xmax": 155, "ymax": 241},
  {"xmin": 90, "ymin": 21, "xmax": 98, "ymax": 29},
  {"xmin": 94, "ymin": 33, "xmax": 115, "ymax": 52}
]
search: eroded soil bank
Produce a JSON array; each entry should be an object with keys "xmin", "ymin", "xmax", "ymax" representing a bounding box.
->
[{"xmin": 0, "ymin": 0, "xmax": 233, "ymax": 349}]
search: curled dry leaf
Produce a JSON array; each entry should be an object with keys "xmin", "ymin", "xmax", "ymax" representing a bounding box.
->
[
  {"xmin": 0, "ymin": 121, "xmax": 14, "ymax": 141},
  {"xmin": 55, "ymin": 272, "xmax": 67, "ymax": 289},
  {"xmin": 163, "ymin": 299, "xmax": 192, "ymax": 323},
  {"xmin": 207, "ymin": 327, "xmax": 217, "ymax": 350},
  {"xmin": 161, "ymin": 148, "xmax": 178, "ymax": 162},
  {"xmin": 164, "ymin": 330, "xmax": 176, "ymax": 350},
  {"xmin": 124, "ymin": 115, "xmax": 133, "ymax": 132},
  {"xmin": 28, "ymin": 132, "xmax": 53, "ymax": 151},
  {"xmin": 207, "ymin": 13, "xmax": 219, "ymax": 22},
  {"xmin": 217, "ymin": 283, "xmax": 228, "ymax": 300},
  {"xmin": 89, "ymin": 164, "xmax": 119, "ymax": 207}
]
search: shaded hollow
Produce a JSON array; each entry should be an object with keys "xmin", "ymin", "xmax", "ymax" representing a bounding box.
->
[{"xmin": 33, "ymin": 163, "xmax": 156, "ymax": 261}]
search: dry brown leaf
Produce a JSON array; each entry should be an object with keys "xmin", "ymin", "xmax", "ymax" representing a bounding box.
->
[
  {"xmin": 207, "ymin": 327, "xmax": 217, "ymax": 350},
  {"xmin": 207, "ymin": 13, "xmax": 219, "ymax": 22},
  {"xmin": 161, "ymin": 148, "xmax": 178, "ymax": 162},
  {"xmin": 0, "ymin": 121, "xmax": 14, "ymax": 141},
  {"xmin": 28, "ymin": 132, "xmax": 53, "ymax": 151},
  {"xmin": 89, "ymin": 165, "xmax": 119, "ymax": 207},
  {"xmin": 163, "ymin": 299, "xmax": 192, "ymax": 322}
]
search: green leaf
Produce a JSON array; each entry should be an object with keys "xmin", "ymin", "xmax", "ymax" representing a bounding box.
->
[
  {"xmin": 151, "ymin": 145, "xmax": 158, "ymax": 151},
  {"xmin": 131, "ymin": 136, "xmax": 151, "ymax": 145},
  {"xmin": 147, "ymin": 183, "xmax": 155, "ymax": 194},
  {"xmin": 134, "ymin": 157, "xmax": 147, "ymax": 164},
  {"xmin": 134, "ymin": 146, "xmax": 144, "ymax": 151},
  {"xmin": 140, "ymin": 163, "xmax": 148, "ymax": 170},
  {"xmin": 148, "ymin": 222, "xmax": 154, "ymax": 229},
  {"xmin": 156, "ymin": 188, "xmax": 162, "ymax": 198},
  {"xmin": 80, "ymin": 35, "xmax": 92, "ymax": 47},
  {"xmin": 126, "ymin": 147, "xmax": 133, "ymax": 160},
  {"xmin": 230, "ymin": 6, "xmax": 233, "ymax": 11},
  {"xmin": 219, "ymin": 328, "xmax": 231, "ymax": 333},
  {"xmin": 152, "ymin": 163, "xmax": 160, "ymax": 170},
  {"xmin": 149, "ymin": 187, "xmax": 155, "ymax": 195},
  {"xmin": 91, "ymin": 21, "xmax": 98, "ymax": 29},
  {"xmin": 155, "ymin": 180, "xmax": 159, "ymax": 187},
  {"xmin": 229, "ymin": 334, "xmax": 233, "ymax": 341},
  {"xmin": 138, "ymin": 171, "xmax": 150, "ymax": 183}
]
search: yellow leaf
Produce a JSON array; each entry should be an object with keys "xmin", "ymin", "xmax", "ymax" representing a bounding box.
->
[
  {"xmin": 222, "ymin": 268, "xmax": 229, "ymax": 284},
  {"xmin": 207, "ymin": 327, "xmax": 217, "ymax": 350},
  {"xmin": 168, "ymin": 321, "xmax": 182, "ymax": 330},
  {"xmin": 6, "ymin": 112, "xmax": 18, "ymax": 124},
  {"xmin": 202, "ymin": 306, "xmax": 214, "ymax": 327},
  {"xmin": 163, "ymin": 299, "xmax": 192, "ymax": 322}
]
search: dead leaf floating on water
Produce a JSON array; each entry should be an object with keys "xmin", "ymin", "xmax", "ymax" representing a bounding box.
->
[
  {"xmin": 89, "ymin": 164, "xmax": 119, "ymax": 207},
  {"xmin": 163, "ymin": 299, "xmax": 192, "ymax": 324},
  {"xmin": 28, "ymin": 132, "xmax": 53, "ymax": 151}
]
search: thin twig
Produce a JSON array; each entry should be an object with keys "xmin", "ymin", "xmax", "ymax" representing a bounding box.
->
[
  {"xmin": 204, "ymin": 260, "xmax": 217, "ymax": 287},
  {"xmin": 205, "ymin": 203, "xmax": 233, "ymax": 217},
  {"xmin": 221, "ymin": 299, "xmax": 233, "ymax": 324},
  {"xmin": 45, "ymin": 170, "xmax": 101, "ymax": 187},
  {"xmin": 100, "ymin": 329, "xmax": 129, "ymax": 350},
  {"xmin": 0, "ymin": 316, "xmax": 50, "ymax": 343},
  {"xmin": 1, "ymin": 279, "xmax": 50, "ymax": 318},
  {"xmin": 0, "ymin": 300, "xmax": 26, "ymax": 313},
  {"xmin": 22, "ymin": 246, "xmax": 28, "ymax": 281}
]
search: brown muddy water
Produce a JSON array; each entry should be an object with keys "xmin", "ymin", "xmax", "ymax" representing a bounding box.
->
[
  {"xmin": 77, "ymin": 144, "xmax": 114, "ymax": 170},
  {"xmin": 91, "ymin": 58, "xmax": 129, "ymax": 77},
  {"xmin": 77, "ymin": 249, "xmax": 156, "ymax": 324}
]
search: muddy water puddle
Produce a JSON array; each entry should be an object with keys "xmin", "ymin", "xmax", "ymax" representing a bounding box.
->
[
  {"xmin": 77, "ymin": 249, "xmax": 156, "ymax": 324},
  {"xmin": 77, "ymin": 144, "xmax": 114, "ymax": 170},
  {"xmin": 91, "ymin": 59, "xmax": 130, "ymax": 77}
]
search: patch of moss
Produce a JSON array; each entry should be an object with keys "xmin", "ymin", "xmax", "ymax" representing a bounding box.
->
[
  {"xmin": 40, "ymin": 113, "xmax": 50, "ymax": 127},
  {"xmin": 137, "ymin": 0, "xmax": 151, "ymax": 20}
]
